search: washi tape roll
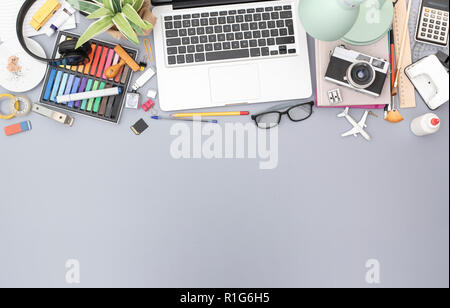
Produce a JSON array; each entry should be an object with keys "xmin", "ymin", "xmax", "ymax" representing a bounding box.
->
[
  {"xmin": 10, "ymin": 95, "xmax": 32, "ymax": 117},
  {"xmin": 0, "ymin": 93, "xmax": 18, "ymax": 120}
]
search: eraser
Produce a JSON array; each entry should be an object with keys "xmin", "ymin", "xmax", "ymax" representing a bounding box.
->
[
  {"xmin": 147, "ymin": 89, "xmax": 158, "ymax": 99},
  {"xmin": 142, "ymin": 99, "xmax": 155, "ymax": 112},
  {"xmin": 4, "ymin": 121, "xmax": 32, "ymax": 136},
  {"xmin": 131, "ymin": 119, "xmax": 149, "ymax": 135}
]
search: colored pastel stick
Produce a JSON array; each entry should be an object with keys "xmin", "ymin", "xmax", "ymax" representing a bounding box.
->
[
  {"xmin": 78, "ymin": 64, "xmax": 85, "ymax": 73},
  {"xmin": 62, "ymin": 75, "xmax": 75, "ymax": 105},
  {"xmin": 105, "ymin": 95, "xmax": 116, "ymax": 118},
  {"xmin": 93, "ymin": 82, "xmax": 106, "ymax": 113},
  {"xmin": 75, "ymin": 77, "xmax": 87, "ymax": 108},
  {"xmin": 98, "ymin": 84, "xmax": 111, "ymax": 116},
  {"xmin": 57, "ymin": 87, "xmax": 122, "ymax": 103},
  {"xmin": 102, "ymin": 49, "xmax": 115, "ymax": 79},
  {"xmin": 114, "ymin": 62, "xmax": 125, "ymax": 83},
  {"xmin": 57, "ymin": 73, "xmax": 69, "ymax": 103},
  {"xmin": 50, "ymin": 71, "xmax": 63, "ymax": 102},
  {"xmin": 90, "ymin": 46, "xmax": 103, "ymax": 76},
  {"xmin": 109, "ymin": 54, "xmax": 120, "ymax": 80},
  {"xmin": 81, "ymin": 79, "xmax": 93, "ymax": 110},
  {"xmin": 84, "ymin": 44, "xmax": 97, "ymax": 74},
  {"xmin": 121, "ymin": 66, "xmax": 130, "ymax": 84},
  {"xmin": 44, "ymin": 69, "xmax": 57, "ymax": 101},
  {"xmin": 96, "ymin": 47, "xmax": 109, "ymax": 78},
  {"xmin": 87, "ymin": 80, "xmax": 99, "ymax": 112},
  {"xmin": 68, "ymin": 77, "xmax": 81, "ymax": 108}
]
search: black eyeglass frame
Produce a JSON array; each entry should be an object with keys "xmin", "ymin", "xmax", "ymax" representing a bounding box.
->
[{"xmin": 251, "ymin": 101, "xmax": 315, "ymax": 129}]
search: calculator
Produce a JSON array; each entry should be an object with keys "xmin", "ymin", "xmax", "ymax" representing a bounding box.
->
[{"xmin": 415, "ymin": 0, "xmax": 449, "ymax": 47}]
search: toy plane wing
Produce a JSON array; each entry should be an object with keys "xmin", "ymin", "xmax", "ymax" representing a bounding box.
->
[
  {"xmin": 358, "ymin": 111, "xmax": 369, "ymax": 128},
  {"xmin": 341, "ymin": 126, "xmax": 363, "ymax": 137}
]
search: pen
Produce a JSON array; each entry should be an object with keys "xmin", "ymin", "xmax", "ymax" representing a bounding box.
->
[
  {"xmin": 171, "ymin": 111, "xmax": 249, "ymax": 118},
  {"xmin": 151, "ymin": 116, "xmax": 218, "ymax": 123}
]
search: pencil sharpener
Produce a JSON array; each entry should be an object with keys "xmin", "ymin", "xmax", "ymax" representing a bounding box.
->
[
  {"xmin": 328, "ymin": 89, "xmax": 343, "ymax": 104},
  {"xmin": 125, "ymin": 92, "xmax": 140, "ymax": 109}
]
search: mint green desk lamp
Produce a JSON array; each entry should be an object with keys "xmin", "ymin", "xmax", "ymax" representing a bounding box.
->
[{"xmin": 298, "ymin": 0, "xmax": 394, "ymax": 45}]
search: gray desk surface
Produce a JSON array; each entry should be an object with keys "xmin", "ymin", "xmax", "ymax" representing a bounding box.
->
[{"xmin": 0, "ymin": 0, "xmax": 448, "ymax": 288}]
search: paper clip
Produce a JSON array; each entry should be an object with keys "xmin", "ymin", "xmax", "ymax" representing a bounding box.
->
[{"xmin": 143, "ymin": 39, "xmax": 154, "ymax": 64}]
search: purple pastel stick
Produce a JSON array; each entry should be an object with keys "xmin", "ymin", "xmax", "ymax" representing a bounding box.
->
[{"xmin": 75, "ymin": 77, "xmax": 88, "ymax": 109}]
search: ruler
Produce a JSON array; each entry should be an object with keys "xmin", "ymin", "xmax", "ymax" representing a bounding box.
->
[{"xmin": 392, "ymin": 0, "xmax": 416, "ymax": 108}]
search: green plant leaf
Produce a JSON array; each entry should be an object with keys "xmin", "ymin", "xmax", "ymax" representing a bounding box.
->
[
  {"xmin": 66, "ymin": 0, "xmax": 101, "ymax": 14},
  {"xmin": 76, "ymin": 16, "xmax": 114, "ymax": 49},
  {"xmin": 129, "ymin": 19, "xmax": 144, "ymax": 35},
  {"xmin": 111, "ymin": 0, "xmax": 122, "ymax": 13},
  {"xmin": 90, "ymin": 0, "xmax": 104, "ymax": 5},
  {"xmin": 122, "ymin": 4, "xmax": 153, "ymax": 30},
  {"xmin": 103, "ymin": 0, "xmax": 114, "ymax": 12},
  {"xmin": 123, "ymin": 0, "xmax": 134, "ymax": 5},
  {"xmin": 112, "ymin": 13, "xmax": 139, "ymax": 45},
  {"xmin": 133, "ymin": 0, "xmax": 144, "ymax": 11},
  {"xmin": 87, "ymin": 7, "xmax": 113, "ymax": 19}
]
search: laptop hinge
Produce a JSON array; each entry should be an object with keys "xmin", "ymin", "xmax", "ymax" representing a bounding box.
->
[{"xmin": 173, "ymin": 0, "xmax": 275, "ymax": 10}]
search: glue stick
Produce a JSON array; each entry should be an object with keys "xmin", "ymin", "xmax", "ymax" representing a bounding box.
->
[{"xmin": 410, "ymin": 113, "xmax": 441, "ymax": 136}]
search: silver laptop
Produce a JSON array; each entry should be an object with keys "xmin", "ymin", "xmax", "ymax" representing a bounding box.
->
[{"xmin": 152, "ymin": 0, "xmax": 312, "ymax": 111}]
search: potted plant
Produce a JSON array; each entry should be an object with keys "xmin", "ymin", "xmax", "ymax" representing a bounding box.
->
[{"xmin": 66, "ymin": 0, "xmax": 156, "ymax": 49}]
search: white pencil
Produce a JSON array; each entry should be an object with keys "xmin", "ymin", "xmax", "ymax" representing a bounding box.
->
[{"xmin": 56, "ymin": 87, "xmax": 123, "ymax": 104}]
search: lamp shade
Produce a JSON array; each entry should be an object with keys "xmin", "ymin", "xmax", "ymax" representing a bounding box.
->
[{"xmin": 298, "ymin": 0, "xmax": 365, "ymax": 41}]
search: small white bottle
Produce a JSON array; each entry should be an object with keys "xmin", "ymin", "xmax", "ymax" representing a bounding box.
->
[{"xmin": 410, "ymin": 113, "xmax": 441, "ymax": 136}]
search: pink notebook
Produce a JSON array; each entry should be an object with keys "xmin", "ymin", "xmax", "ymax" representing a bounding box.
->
[{"xmin": 315, "ymin": 35, "xmax": 390, "ymax": 109}]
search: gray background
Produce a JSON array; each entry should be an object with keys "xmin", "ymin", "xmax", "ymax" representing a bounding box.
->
[{"xmin": 0, "ymin": 0, "xmax": 448, "ymax": 288}]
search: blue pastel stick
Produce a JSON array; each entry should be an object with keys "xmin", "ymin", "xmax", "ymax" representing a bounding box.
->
[
  {"xmin": 50, "ymin": 71, "xmax": 63, "ymax": 102},
  {"xmin": 57, "ymin": 73, "xmax": 69, "ymax": 104},
  {"xmin": 68, "ymin": 77, "xmax": 81, "ymax": 108},
  {"xmin": 43, "ymin": 69, "xmax": 57, "ymax": 101},
  {"xmin": 62, "ymin": 75, "xmax": 75, "ymax": 106}
]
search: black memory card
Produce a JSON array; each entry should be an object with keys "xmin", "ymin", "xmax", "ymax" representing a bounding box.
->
[{"xmin": 131, "ymin": 119, "xmax": 149, "ymax": 135}]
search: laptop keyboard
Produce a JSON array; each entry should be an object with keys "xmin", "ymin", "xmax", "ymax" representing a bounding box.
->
[{"xmin": 163, "ymin": 5, "xmax": 297, "ymax": 66}]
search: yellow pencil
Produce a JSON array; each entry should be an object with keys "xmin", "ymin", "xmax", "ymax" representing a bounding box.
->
[{"xmin": 171, "ymin": 111, "xmax": 250, "ymax": 117}]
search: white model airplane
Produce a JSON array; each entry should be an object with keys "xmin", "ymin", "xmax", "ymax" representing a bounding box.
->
[{"xmin": 337, "ymin": 107, "xmax": 371, "ymax": 141}]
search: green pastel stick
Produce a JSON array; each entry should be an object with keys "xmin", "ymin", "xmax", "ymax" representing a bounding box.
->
[
  {"xmin": 93, "ymin": 82, "xmax": 106, "ymax": 113},
  {"xmin": 81, "ymin": 79, "xmax": 93, "ymax": 111},
  {"xmin": 87, "ymin": 80, "xmax": 100, "ymax": 112}
]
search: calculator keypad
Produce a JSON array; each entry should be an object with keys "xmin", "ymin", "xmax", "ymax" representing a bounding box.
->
[{"xmin": 417, "ymin": 6, "xmax": 449, "ymax": 46}]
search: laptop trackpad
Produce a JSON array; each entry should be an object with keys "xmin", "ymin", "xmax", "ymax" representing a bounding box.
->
[{"xmin": 209, "ymin": 64, "xmax": 261, "ymax": 104}]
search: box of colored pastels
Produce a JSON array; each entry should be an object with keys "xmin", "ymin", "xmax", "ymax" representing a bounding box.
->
[{"xmin": 39, "ymin": 32, "xmax": 138, "ymax": 124}]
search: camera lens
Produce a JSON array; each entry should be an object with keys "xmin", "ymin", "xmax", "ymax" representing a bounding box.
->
[{"xmin": 347, "ymin": 62, "xmax": 376, "ymax": 89}]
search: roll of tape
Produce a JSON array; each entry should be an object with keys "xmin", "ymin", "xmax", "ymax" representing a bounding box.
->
[
  {"xmin": 10, "ymin": 95, "xmax": 32, "ymax": 117},
  {"xmin": 0, "ymin": 93, "xmax": 17, "ymax": 120}
]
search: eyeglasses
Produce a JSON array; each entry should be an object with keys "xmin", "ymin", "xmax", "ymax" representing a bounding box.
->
[{"xmin": 251, "ymin": 102, "xmax": 314, "ymax": 129}]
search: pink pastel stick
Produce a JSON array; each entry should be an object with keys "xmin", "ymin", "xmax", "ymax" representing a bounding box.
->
[
  {"xmin": 109, "ymin": 54, "xmax": 120, "ymax": 81},
  {"xmin": 102, "ymin": 49, "xmax": 116, "ymax": 79}
]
